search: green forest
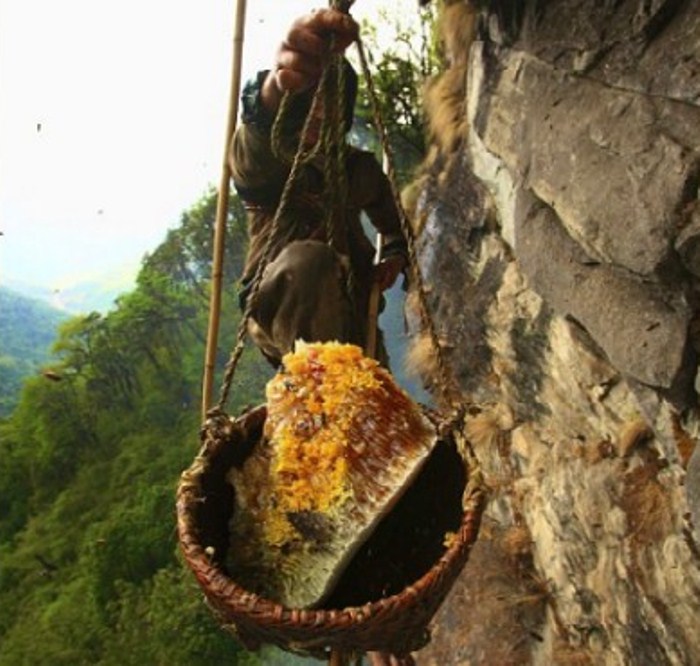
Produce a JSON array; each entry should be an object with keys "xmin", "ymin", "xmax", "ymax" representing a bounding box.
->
[
  {"xmin": 0, "ymin": 191, "xmax": 280, "ymax": 664},
  {"xmin": 0, "ymin": 8, "xmax": 438, "ymax": 663},
  {"xmin": 0, "ymin": 136, "xmax": 421, "ymax": 666},
  {"xmin": 0, "ymin": 288, "xmax": 69, "ymax": 418},
  {"xmin": 0, "ymin": 194, "xmax": 420, "ymax": 666}
]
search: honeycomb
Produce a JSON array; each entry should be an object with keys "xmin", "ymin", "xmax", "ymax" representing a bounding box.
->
[{"xmin": 226, "ymin": 341, "xmax": 437, "ymax": 608}]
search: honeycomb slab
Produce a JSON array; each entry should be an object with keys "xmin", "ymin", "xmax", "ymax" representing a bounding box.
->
[{"xmin": 225, "ymin": 341, "xmax": 437, "ymax": 608}]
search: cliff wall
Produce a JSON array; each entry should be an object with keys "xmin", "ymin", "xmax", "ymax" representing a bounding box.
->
[{"xmin": 408, "ymin": 2, "xmax": 700, "ymax": 663}]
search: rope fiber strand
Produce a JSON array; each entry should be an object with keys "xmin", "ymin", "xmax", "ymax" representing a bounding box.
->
[
  {"xmin": 215, "ymin": 6, "xmax": 355, "ymax": 413},
  {"xmin": 352, "ymin": 36, "xmax": 461, "ymax": 412},
  {"xmin": 180, "ymin": 7, "xmax": 487, "ymax": 664},
  {"xmin": 215, "ymin": 0, "xmax": 463, "ymax": 424},
  {"xmin": 213, "ymin": 84, "xmax": 329, "ymax": 412}
]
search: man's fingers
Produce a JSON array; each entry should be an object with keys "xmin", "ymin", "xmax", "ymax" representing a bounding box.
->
[
  {"xmin": 374, "ymin": 255, "xmax": 406, "ymax": 291},
  {"xmin": 274, "ymin": 67, "xmax": 313, "ymax": 93},
  {"xmin": 266, "ymin": 9, "xmax": 359, "ymax": 101},
  {"xmin": 289, "ymin": 9, "xmax": 358, "ymax": 54},
  {"xmin": 367, "ymin": 652, "xmax": 416, "ymax": 666},
  {"xmin": 297, "ymin": 8, "xmax": 358, "ymax": 39},
  {"xmin": 273, "ymin": 8, "xmax": 357, "ymax": 93}
]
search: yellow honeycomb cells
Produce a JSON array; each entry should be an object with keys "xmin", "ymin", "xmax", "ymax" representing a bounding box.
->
[{"xmin": 261, "ymin": 343, "xmax": 390, "ymax": 539}]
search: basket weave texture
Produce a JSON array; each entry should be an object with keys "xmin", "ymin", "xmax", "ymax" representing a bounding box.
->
[{"xmin": 176, "ymin": 405, "xmax": 484, "ymax": 659}]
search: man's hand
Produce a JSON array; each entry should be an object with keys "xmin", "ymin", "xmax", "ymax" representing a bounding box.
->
[
  {"xmin": 261, "ymin": 8, "xmax": 358, "ymax": 111},
  {"xmin": 373, "ymin": 254, "xmax": 407, "ymax": 292}
]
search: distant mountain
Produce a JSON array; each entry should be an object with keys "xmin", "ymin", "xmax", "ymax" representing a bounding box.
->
[
  {"xmin": 0, "ymin": 287, "xmax": 70, "ymax": 417},
  {"xmin": 5, "ymin": 262, "xmax": 138, "ymax": 315}
]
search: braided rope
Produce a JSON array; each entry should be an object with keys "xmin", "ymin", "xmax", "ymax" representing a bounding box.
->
[
  {"xmin": 320, "ymin": 56, "xmax": 345, "ymax": 251},
  {"xmin": 320, "ymin": 50, "xmax": 357, "ymax": 312},
  {"xmin": 213, "ymin": 84, "xmax": 329, "ymax": 412},
  {"xmin": 191, "ymin": 9, "xmax": 486, "ymax": 661},
  {"xmin": 353, "ymin": 36, "xmax": 461, "ymax": 411},
  {"xmin": 270, "ymin": 91, "xmax": 323, "ymax": 166},
  {"xmin": 215, "ymin": 9, "xmax": 356, "ymax": 411},
  {"xmin": 215, "ymin": 1, "xmax": 462, "ymax": 420}
]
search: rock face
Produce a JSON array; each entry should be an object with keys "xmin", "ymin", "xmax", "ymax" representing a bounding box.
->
[{"xmin": 407, "ymin": 1, "xmax": 700, "ymax": 663}]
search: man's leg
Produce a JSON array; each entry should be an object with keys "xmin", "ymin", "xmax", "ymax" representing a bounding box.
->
[{"xmin": 248, "ymin": 240, "xmax": 359, "ymax": 364}]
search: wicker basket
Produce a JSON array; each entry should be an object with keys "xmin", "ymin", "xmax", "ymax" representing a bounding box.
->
[{"xmin": 176, "ymin": 405, "xmax": 484, "ymax": 659}]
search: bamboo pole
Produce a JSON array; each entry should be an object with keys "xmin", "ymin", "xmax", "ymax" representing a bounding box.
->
[
  {"xmin": 365, "ymin": 153, "xmax": 390, "ymax": 360},
  {"xmin": 365, "ymin": 232, "xmax": 383, "ymax": 359},
  {"xmin": 201, "ymin": 0, "xmax": 248, "ymax": 418}
]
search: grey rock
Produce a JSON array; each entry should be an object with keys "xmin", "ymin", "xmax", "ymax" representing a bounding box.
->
[
  {"xmin": 517, "ymin": 204, "xmax": 691, "ymax": 388},
  {"xmin": 413, "ymin": 152, "xmax": 506, "ymax": 399},
  {"xmin": 410, "ymin": 2, "xmax": 700, "ymax": 663},
  {"xmin": 517, "ymin": 0, "xmax": 700, "ymax": 104},
  {"xmin": 481, "ymin": 52, "xmax": 700, "ymax": 276}
]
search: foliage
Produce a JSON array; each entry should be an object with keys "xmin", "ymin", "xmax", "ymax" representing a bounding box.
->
[
  {"xmin": 0, "ymin": 287, "xmax": 69, "ymax": 417},
  {"xmin": 351, "ymin": 3, "xmax": 441, "ymax": 181},
  {"xmin": 0, "ymin": 10, "xmax": 435, "ymax": 665},
  {"xmin": 0, "ymin": 190, "xmax": 272, "ymax": 665}
]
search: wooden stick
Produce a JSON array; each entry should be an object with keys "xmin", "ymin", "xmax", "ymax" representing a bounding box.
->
[
  {"xmin": 328, "ymin": 648, "xmax": 351, "ymax": 666},
  {"xmin": 201, "ymin": 0, "xmax": 248, "ymax": 418},
  {"xmin": 365, "ymin": 151, "xmax": 390, "ymax": 360},
  {"xmin": 365, "ymin": 232, "xmax": 384, "ymax": 360}
]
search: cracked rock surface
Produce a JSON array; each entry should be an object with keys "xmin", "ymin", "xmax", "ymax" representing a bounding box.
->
[{"xmin": 407, "ymin": 1, "xmax": 700, "ymax": 663}]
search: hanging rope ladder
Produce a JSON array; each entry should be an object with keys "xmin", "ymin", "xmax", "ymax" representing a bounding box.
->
[{"xmin": 177, "ymin": 1, "xmax": 485, "ymax": 661}]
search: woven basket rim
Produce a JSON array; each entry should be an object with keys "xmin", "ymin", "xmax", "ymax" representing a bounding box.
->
[{"xmin": 176, "ymin": 404, "xmax": 485, "ymax": 653}]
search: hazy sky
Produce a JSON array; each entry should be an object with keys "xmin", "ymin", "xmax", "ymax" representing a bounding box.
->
[{"xmin": 0, "ymin": 0, "xmax": 408, "ymax": 291}]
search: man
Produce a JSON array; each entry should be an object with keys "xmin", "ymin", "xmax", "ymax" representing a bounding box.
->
[
  {"xmin": 229, "ymin": 7, "xmax": 408, "ymax": 367},
  {"xmin": 230, "ymin": 10, "xmax": 417, "ymax": 665}
]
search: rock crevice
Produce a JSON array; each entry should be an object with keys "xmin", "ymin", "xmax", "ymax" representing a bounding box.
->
[{"xmin": 407, "ymin": 1, "xmax": 700, "ymax": 663}]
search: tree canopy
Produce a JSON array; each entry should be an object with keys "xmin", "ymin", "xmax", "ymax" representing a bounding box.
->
[
  {"xmin": 0, "ymin": 190, "xmax": 272, "ymax": 664},
  {"xmin": 0, "ymin": 288, "xmax": 69, "ymax": 417},
  {"xmin": 0, "ymin": 8, "xmax": 437, "ymax": 662},
  {"xmin": 351, "ymin": 2, "xmax": 441, "ymax": 180}
]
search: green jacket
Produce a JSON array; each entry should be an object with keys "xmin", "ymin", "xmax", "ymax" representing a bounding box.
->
[{"xmin": 229, "ymin": 71, "xmax": 407, "ymax": 307}]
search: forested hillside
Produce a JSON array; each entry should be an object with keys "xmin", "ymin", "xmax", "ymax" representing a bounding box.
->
[
  {"xmin": 0, "ymin": 288, "xmax": 69, "ymax": 417},
  {"xmin": 0, "ymin": 191, "xmax": 273, "ymax": 664},
  {"xmin": 0, "ymin": 11, "xmax": 435, "ymax": 662},
  {"xmin": 0, "ymin": 195, "xmax": 417, "ymax": 666}
]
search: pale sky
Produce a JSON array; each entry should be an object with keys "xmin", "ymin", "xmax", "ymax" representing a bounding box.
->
[{"xmin": 0, "ymin": 0, "xmax": 416, "ymax": 292}]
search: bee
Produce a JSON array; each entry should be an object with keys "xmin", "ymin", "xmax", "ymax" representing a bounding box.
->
[{"xmin": 42, "ymin": 370, "xmax": 63, "ymax": 382}]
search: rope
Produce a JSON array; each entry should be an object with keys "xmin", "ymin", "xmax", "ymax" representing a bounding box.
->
[
  {"xmin": 270, "ymin": 93, "xmax": 323, "ymax": 166},
  {"xmin": 322, "ymin": 56, "xmax": 346, "ymax": 251},
  {"xmin": 353, "ymin": 36, "xmax": 462, "ymax": 412},
  {"xmin": 212, "ymin": 84, "xmax": 329, "ymax": 413},
  {"xmin": 204, "ymin": 9, "xmax": 482, "ymax": 663},
  {"xmin": 214, "ymin": 0, "xmax": 463, "ymax": 423},
  {"xmin": 214, "ymin": 9, "xmax": 356, "ymax": 413},
  {"xmin": 320, "ymin": 49, "xmax": 357, "ymax": 314}
]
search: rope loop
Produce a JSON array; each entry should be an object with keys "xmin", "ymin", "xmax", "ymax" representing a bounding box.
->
[
  {"xmin": 215, "ymin": 83, "xmax": 329, "ymax": 410},
  {"xmin": 216, "ymin": 0, "xmax": 463, "ymax": 417},
  {"xmin": 352, "ymin": 35, "xmax": 461, "ymax": 410},
  {"xmin": 215, "ymin": 14, "xmax": 352, "ymax": 410}
]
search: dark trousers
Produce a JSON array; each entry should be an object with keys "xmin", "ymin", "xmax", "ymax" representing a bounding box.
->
[{"xmin": 248, "ymin": 240, "xmax": 377, "ymax": 365}]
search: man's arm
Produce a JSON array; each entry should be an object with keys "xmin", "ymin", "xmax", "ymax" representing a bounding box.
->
[
  {"xmin": 351, "ymin": 153, "xmax": 409, "ymax": 290},
  {"xmin": 261, "ymin": 9, "xmax": 359, "ymax": 112},
  {"xmin": 229, "ymin": 8, "xmax": 359, "ymax": 201}
]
